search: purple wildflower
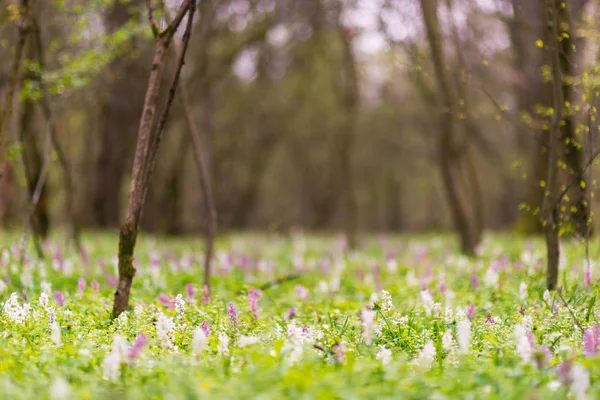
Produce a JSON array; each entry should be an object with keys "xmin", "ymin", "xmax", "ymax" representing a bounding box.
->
[
  {"xmin": 332, "ymin": 344, "xmax": 345, "ymax": 364},
  {"xmin": 248, "ymin": 289, "xmax": 260, "ymax": 319},
  {"xmin": 470, "ymin": 274, "xmax": 479, "ymax": 290},
  {"xmin": 91, "ymin": 280, "xmax": 99, "ymax": 292},
  {"xmin": 287, "ymin": 307, "xmax": 296, "ymax": 319},
  {"xmin": 54, "ymin": 291, "xmax": 65, "ymax": 307},
  {"xmin": 78, "ymin": 278, "xmax": 86, "ymax": 293},
  {"xmin": 21, "ymin": 291, "xmax": 27, "ymax": 301},
  {"xmin": 228, "ymin": 303, "xmax": 238, "ymax": 326},
  {"xmin": 558, "ymin": 360, "xmax": 572, "ymax": 385},
  {"xmin": 466, "ymin": 305, "xmax": 476, "ymax": 320},
  {"xmin": 295, "ymin": 285, "xmax": 309, "ymax": 301},
  {"xmin": 485, "ymin": 312, "xmax": 495, "ymax": 324},
  {"xmin": 128, "ymin": 333, "xmax": 148, "ymax": 361},
  {"xmin": 583, "ymin": 328, "xmax": 597, "ymax": 357},
  {"xmin": 202, "ymin": 284, "xmax": 210, "ymax": 304},
  {"xmin": 158, "ymin": 293, "xmax": 174, "ymax": 309},
  {"xmin": 535, "ymin": 344, "xmax": 552, "ymax": 369},
  {"xmin": 186, "ymin": 283, "xmax": 196, "ymax": 301},
  {"xmin": 201, "ymin": 320, "xmax": 210, "ymax": 337},
  {"xmin": 439, "ymin": 281, "xmax": 447, "ymax": 294},
  {"xmin": 585, "ymin": 268, "xmax": 592, "ymax": 289}
]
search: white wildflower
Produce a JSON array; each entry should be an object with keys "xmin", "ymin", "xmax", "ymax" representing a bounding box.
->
[
  {"xmin": 376, "ymin": 346, "xmax": 392, "ymax": 365},
  {"xmin": 442, "ymin": 330, "xmax": 454, "ymax": 351},
  {"xmin": 49, "ymin": 377, "xmax": 70, "ymax": 400},
  {"xmin": 238, "ymin": 335, "xmax": 260, "ymax": 348},
  {"xmin": 191, "ymin": 327, "xmax": 207, "ymax": 356},
  {"xmin": 174, "ymin": 294, "xmax": 186, "ymax": 319},
  {"xmin": 102, "ymin": 351, "xmax": 122, "ymax": 381},
  {"xmin": 286, "ymin": 322, "xmax": 306, "ymax": 364},
  {"xmin": 457, "ymin": 319, "xmax": 471, "ymax": 354},
  {"xmin": 112, "ymin": 334, "xmax": 129, "ymax": 361},
  {"xmin": 421, "ymin": 290, "xmax": 434, "ymax": 316},
  {"xmin": 406, "ymin": 271, "xmax": 418, "ymax": 286},
  {"xmin": 522, "ymin": 315, "xmax": 533, "ymax": 331},
  {"xmin": 483, "ymin": 268, "xmax": 499, "ymax": 287},
  {"xmin": 38, "ymin": 292, "xmax": 49, "ymax": 309},
  {"xmin": 3, "ymin": 293, "xmax": 30, "ymax": 324},
  {"xmin": 362, "ymin": 308, "xmax": 377, "ymax": 345},
  {"xmin": 386, "ymin": 259, "xmax": 397, "ymax": 273},
  {"xmin": 455, "ymin": 307, "xmax": 466, "ymax": 321},
  {"xmin": 156, "ymin": 312, "xmax": 175, "ymax": 349},
  {"xmin": 444, "ymin": 308, "xmax": 454, "ymax": 324},
  {"xmin": 514, "ymin": 324, "xmax": 532, "ymax": 364},
  {"xmin": 519, "ymin": 282, "xmax": 527, "ymax": 301},
  {"xmin": 218, "ymin": 332, "xmax": 230, "ymax": 356},
  {"xmin": 116, "ymin": 311, "xmax": 128, "ymax": 332},
  {"xmin": 51, "ymin": 321, "xmax": 61, "ymax": 346},
  {"xmin": 47, "ymin": 307, "xmax": 56, "ymax": 324},
  {"xmin": 318, "ymin": 281, "xmax": 329, "ymax": 294},
  {"xmin": 543, "ymin": 289, "xmax": 551, "ymax": 304},
  {"xmin": 41, "ymin": 281, "xmax": 52, "ymax": 295},
  {"xmin": 547, "ymin": 380, "xmax": 561, "ymax": 391},
  {"xmin": 570, "ymin": 364, "xmax": 590, "ymax": 400},
  {"xmin": 380, "ymin": 290, "xmax": 393, "ymax": 312},
  {"xmin": 415, "ymin": 341, "xmax": 436, "ymax": 368}
]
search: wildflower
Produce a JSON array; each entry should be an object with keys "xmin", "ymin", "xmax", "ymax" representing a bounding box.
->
[
  {"xmin": 457, "ymin": 319, "xmax": 471, "ymax": 354},
  {"xmin": 102, "ymin": 351, "xmax": 121, "ymax": 381},
  {"xmin": 3, "ymin": 293, "xmax": 30, "ymax": 324},
  {"xmin": 584, "ymin": 268, "xmax": 592, "ymax": 289},
  {"xmin": 128, "ymin": 333, "xmax": 148, "ymax": 362},
  {"xmin": 444, "ymin": 308, "xmax": 454, "ymax": 324},
  {"xmin": 421, "ymin": 290, "xmax": 434, "ymax": 316},
  {"xmin": 38, "ymin": 292, "xmax": 49, "ymax": 309},
  {"xmin": 332, "ymin": 344, "xmax": 345, "ymax": 364},
  {"xmin": 295, "ymin": 285, "xmax": 309, "ymax": 301},
  {"xmin": 543, "ymin": 289, "xmax": 551, "ymax": 304},
  {"xmin": 112, "ymin": 335, "xmax": 129, "ymax": 361},
  {"xmin": 485, "ymin": 312, "xmax": 495, "ymax": 324},
  {"xmin": 415, "ymin": 341, "xmax": 436, "ymax": 368},
  {"xmin": 174, "ymin": 294, "xmax": 186, "ymax": 319},
  {"xmin": 287, "ymin": 307, "xmax": 296, "ymax": 319},
  {"xmin": 227, "ymin": 303, "xmax": 238, "ymax": 326},
  {"xmin": 376, "ymin": 346, "xmax": 392, "ymax": 365},
  {"xmin": 202, "ymin": 284, "xmax": 210, "ymax": 304},
  {"xmin": 218, "ymin": 332, "xmax": 230, "ymax": 356},
  {"xmin": 185, "ymin": 283, "xmax": 195, "ymax": 301},
  {"xmin": 470, "ymin": 274, "xmax": 479, "ymax": 290},
  {"xmin": 156, "ymin": 313, "xmax": 175, "ymax": 349},
  {"xmin": 0, "ymin": 279, "xmax": 6, "ymax": 293},
  {"xmin": 380, "ymin": 290, "xmax": 393, "ymax": 312},
  {"xmin": 442, "ymin": 330, "xmax": 454, "ymax": 351},
  {"xmin": 201, "ymin": 320, "xmax": 210, "ymax": 337},
  {"xmin": 362, "ymin": 307, "xmax": 377, "ymax": 345},
  {"xmin": 78, "ymin": 278, "xmax": 86, "ymax": 293},
  {"xmin": 51, "ymin": 321, "xmax": 61, "ymax": 346},
  {"xmin": 248, "ymin": 289, "xmax": 260, "ymax": 319},
  {"xmin": 519, "ymin": 282, "xmax": 527, "ymax": 301},
  {"xmin": 583, "ymin": 328, "xmax": 597, "ymax": 357},
  {"xmin": 49, "ymin": 377, "xmax": 71, "ymax": 400},
  {"xmin": 91, "ymin": 280, "xmax": 99, "ymax": 292},
  {"xmin": 158, "ymin": 293, "xmax": 174, "ymax": 309},
  {"xmin": 238, "ymin": 335, "xmax": 260, "ymax": 348},
  {"xmin": 514, "ymin": 324, "xmax": 532, "ymax": 364},
  {"xmin": 41, "ymin": 281, "xmax": 52, "ymax": 295},
  {"xmin": 558, "ymin": 360, "xmax": 572, "ymax": 385},
  {"xmin": 54, "ymin": 291, "xmax": 64, "ymax": 307},
  {"xmin": 438, "ymin": 281, "xmax": 447, "ymax": 294},
  {"xmin": 286, "ymin": 323, "xmax": 306, "ymax": 364},
  {"xmin": 192, "ymin": 327, "xmax": 207, "ymax": 356},
  {"xmin": 483, "ymin": 268, "xmax": 499, "ymax": 287},
  {"xmin": 570, "ymin": 364, "xmax": 590, "ymax": 400}
]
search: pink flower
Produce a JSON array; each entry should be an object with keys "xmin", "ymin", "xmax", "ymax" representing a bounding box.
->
[
  {"xmin": 558, "ymin": 360, "xmax": 572, "ymax": 385},
  {"xmin": 128, "ymin": 333, "xmax": 148, "ymax": 361},
  {"xmin": 583, "ymin": 328, "xmax": 597, "ymax": 357},
  {"xmin": 54, "ymin": 291, "xmax": 65, "ymax": 307},
  {"xmin": 91, "ymin": 280, "xmax": 99, "ymax": 292},
  {"xmin": 248, "ymin": 289, "xmax": 260, "ymax": 319},
  {"xmin": 295, "ymin": 285, "xmax": 309, "ymax": 301},
  {"xmin": 78, "ymin": 278, "xmax": 86, "ymax": 293},
  {"xmin": 485, "ymin": 312, "xmax": 495, "ymax": 324},
  {"xmin": 470, "ymin": 274, "xmax": 479, "ymax": 290},
  {"xmin": 585, "ymin": 268, "xmax": 592, "ymax": 289},
  {"xmin": 202, "ymin": 284, "xmax": 210, "ymax": 304},
  {"xmin": 158, "ymin": 293, "xmax": 174, "ymax": 309},
  {"xmin": 201, "ymin": 320, "xmax": 210, "ymax": 336},
  {"xmin": 186, "ymin": 283, "xmax": 195, "ymax": 301},
  {"xmin": 228, "ymin": 303, "xmax": 238, "ymax": 325},
  {"xmin": 466, "ymin": 305, "xmax": 476, "ymax": 320},
  {"xmin": 438, "ymin": 281, "xmax": 447, "ymax": 294},
  {"xmin": 287, "ymin": 307, "xmax": 296, "ymax": 319}
]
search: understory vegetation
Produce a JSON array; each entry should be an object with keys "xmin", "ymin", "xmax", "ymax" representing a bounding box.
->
[{"xmin": 1, "ymin": 233, "xmax": 599, "ymax": 399}]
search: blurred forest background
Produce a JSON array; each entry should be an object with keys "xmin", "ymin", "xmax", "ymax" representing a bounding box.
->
[{"xmin": 1, "ymin": 0, "xmax": 599, "ymax": 247}]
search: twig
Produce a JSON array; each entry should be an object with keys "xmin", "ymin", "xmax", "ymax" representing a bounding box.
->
[
  {"xmin": 235, "ymin": 273, "xmax": 301, "ymax": 295},
  {"xmin": 146, "ymin": 0, "xmax": 160, "ymax": 37}
]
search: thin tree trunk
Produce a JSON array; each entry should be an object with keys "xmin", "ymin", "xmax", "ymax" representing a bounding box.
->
[
  {"xmin": 0, "ymin": 0, "xmax": 31, "ymax": 222},
  {"xmin": 420, "ymin": 0, "xmax": 477, "ymax": 255},
  {"xmin": 338, "ymin": 23, "xmax": 359, "ymax": 251},
  {"xmin": 542, "ymin": 0, "xmax": 564, "ymax": 290},
  {"xmin": 113, "ymin": 0, "xmax": 194, "ymax": 317}
]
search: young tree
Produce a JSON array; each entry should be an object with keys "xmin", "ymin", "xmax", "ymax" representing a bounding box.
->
[{"xmin": 112, "ymin": 0, "xmax": 195, "ymax": 317}]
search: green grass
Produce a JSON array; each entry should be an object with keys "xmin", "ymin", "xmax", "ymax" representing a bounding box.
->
[{"xmin": 0, "ymin": 232, "xmax": 599, "ymax": 399}]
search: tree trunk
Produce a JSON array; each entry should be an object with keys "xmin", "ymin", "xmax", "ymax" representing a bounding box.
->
[
  {"xmin": 420, "ymin": 0, "xmax": 477, "ymax": 255},
  {"xmin": 542, "ymin": 0, "xmax": 564, "ymax": 290},
  {"xmin": 113, "ymin": 0, "xmax": 194, "ymax": 317}
]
